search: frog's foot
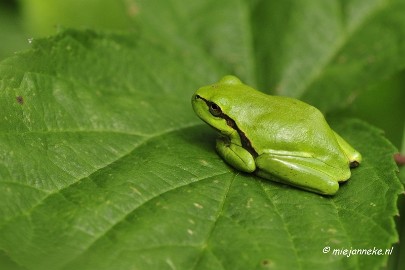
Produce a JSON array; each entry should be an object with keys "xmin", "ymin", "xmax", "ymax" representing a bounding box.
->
[{"xmin": 255, "ymin": 153, "xmax": 351, "ymax": 195}]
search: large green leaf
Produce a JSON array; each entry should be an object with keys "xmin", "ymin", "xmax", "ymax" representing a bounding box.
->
[
  {"xmin": 0, "ymin": 29, "xmax": 403, "ymax": 270},
  {"xmin": 2, "ymin": 0, "xmax": 405, "ymax": 269}
]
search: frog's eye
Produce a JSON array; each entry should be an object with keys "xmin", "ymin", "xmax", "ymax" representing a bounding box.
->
[{"xmin": 209, "ymin": 102, "xmax": 222, "ymax": 116}]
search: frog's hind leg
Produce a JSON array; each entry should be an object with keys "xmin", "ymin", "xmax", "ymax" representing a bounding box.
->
[
  {"xmin": 255, "ymin": 153, "xmax": 350, "ymax": 195},
  {"xmin": 333, "ymin": 132, "xmax": 362, "ymax": 168}
]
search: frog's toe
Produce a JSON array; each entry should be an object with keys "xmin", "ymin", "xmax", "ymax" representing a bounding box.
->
[
  {"xmin": 349, "ymin": 151, "xmax": 362, "ymax": 168},
  {"xmin": 350, "ymin": 160, "xmax": 360, "ymax": 168}
]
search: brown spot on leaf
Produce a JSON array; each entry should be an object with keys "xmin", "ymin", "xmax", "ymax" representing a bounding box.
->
[
  {"xmin": 16, "ymin": 96, "xmax": 24, "ymax": 105},
  {"xmin": 261, "ymin": 259, "xmax": 273, "ymax": 268}
]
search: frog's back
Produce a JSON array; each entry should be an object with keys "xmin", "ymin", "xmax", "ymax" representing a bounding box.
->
[{"xmin": 226, "ymin": 89, "xmax": 346, "ymax": 166}]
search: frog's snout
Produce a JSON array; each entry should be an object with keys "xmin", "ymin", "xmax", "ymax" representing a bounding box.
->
[
  {"xmin": 191, "ymin": 94, "xmax": 199, "ymax": 107},
  {"xmin": 191, "ymin": 93, "xmax": 203, "ymax": 112}
]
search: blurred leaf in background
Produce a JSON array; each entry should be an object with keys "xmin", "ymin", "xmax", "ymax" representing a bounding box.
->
[
  {"xmin": 0, "ymin": 0, "xmax": 29, "ymax": 60},
  {"xmin": 340, "ymin": 70, "xmax": 405, "ymax": 149},
  {"xmin": 19, "ymin": 0, "xmax": 135, "ymax": 35}
]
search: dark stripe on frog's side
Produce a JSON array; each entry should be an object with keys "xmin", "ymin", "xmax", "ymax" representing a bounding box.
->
[{"xmin": 195, "ymin": 95, "xmax": 258, "ymax": 158}]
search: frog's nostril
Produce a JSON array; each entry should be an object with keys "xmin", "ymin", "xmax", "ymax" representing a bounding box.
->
[{"xmin": 195, "ymin": 94, "xmax": 201, "ymax": 100}]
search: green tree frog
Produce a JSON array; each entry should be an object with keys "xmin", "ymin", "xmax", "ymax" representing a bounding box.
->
[{"xmin": 191, "ymin": 75, "xmax": 361, "ymax": 195}]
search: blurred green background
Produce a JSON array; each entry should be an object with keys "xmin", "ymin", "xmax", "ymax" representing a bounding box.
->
[{"xmin": 0, "ymin": 0, "xmax": 28, "ymax": 60}]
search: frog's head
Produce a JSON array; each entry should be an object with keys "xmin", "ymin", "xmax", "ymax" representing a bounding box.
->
[{"xmin": 191, "ymin": 75, "xmax": 242, "ymax": 136}]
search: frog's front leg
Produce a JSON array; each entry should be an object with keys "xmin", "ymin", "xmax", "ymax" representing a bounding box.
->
[
  {"xmin": 255, "ymin": 153, "xmax": 348, "ymax": 195},
  {"xmin": 216, "ymin": 137, "xmax": 256, "ymax": 173}
]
